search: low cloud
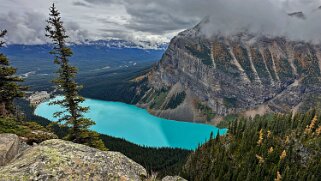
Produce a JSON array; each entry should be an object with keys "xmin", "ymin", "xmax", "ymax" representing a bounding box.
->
[
  {"xmin": 86, "ymin": 0, "xmax": 321, "ymax": 43},
  {"xmin": 1, "ymin": 0, "xmax": 321, "ymax": 44},
  {"xmin": 0, "ymin": 11, "xmax": 46, "ymax": 44},
  {"xmin": 72, "ymin": 1, "xmax": 92, "ymax": 8},
  {"xmin": 0, "ymin": 11, "xmax": 89, "ymax": 44},
  {"xmin": 200, "ymin": 0, "xmax": 321, "ymax": 43}
]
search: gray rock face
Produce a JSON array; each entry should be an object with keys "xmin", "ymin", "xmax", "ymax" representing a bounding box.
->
[
  {"xmin": 162, "ymin": 176, "xmax": 187, "ymax": 181},
  {"xmin": 0, "ymin": 139, "xmax": 147, "ymax": 181},
  {"xmin": 136, "ymin": 19, "xmax": 321, "ymax": 122},
  {"xmin": 0, "ymin": 134, "xmax": 25, "ymax": 166}
]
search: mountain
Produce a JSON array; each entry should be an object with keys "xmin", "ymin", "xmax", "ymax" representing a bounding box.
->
[
  {"xmin": 133, "ymin": 18, "xmax": 321, "ymax": 122},
  {"xmin": 2, "ymin": 40, "xmax": 165, "ymax": 91},
  {"xmin": 3, "ymin": 40, "xmax": 166, "ymax": 75}
]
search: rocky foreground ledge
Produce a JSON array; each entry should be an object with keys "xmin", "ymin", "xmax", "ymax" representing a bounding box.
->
[{"xmin": 0, "ymin": 134, "xmax": 186, "ymax": 181}]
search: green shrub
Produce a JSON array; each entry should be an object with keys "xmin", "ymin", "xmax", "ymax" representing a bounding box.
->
[
  {"xmin": 196, "ymin": 102, "xmax": 216, "ymax": 122},
  {"xmin": 0, "ymin": 117, "xmax": 57, "ymax": 144}
]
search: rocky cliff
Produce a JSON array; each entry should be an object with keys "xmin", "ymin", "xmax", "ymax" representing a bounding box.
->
[{"xmin": 135, "ymin": 18, "xmax": 321, "ymax": 122}]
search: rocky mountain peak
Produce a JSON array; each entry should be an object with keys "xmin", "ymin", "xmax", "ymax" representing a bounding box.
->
[{"xmin": 135, "ymin": 18, "xmax": 321, "ymax": 122}]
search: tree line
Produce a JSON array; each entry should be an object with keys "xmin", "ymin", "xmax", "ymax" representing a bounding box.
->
[{"xmin": 183, "ymin": 110, "xmax": 321, "ymax": 181}]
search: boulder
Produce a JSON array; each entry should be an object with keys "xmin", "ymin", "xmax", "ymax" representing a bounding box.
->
[
  {"xmin": 0, "ymin": 139, "xmax": 147, "ymax": 181},
  {"xmin": 0, "ymin": 134, "xmax": 20, "ymax": 166}
]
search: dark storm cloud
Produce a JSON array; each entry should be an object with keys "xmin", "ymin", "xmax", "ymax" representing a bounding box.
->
[
  {"xmin": 84, "ymin": 0, "xmax": 205, "ymax": 34},
  {"xmin": 1, "ymin": 0, "xmax": 321, "ymax": 44},
  {"xmin": 72, "ymin": 1, "xmax": 92, "ymax": 8},
  {"xmin": 199, "ymin": 0, "xmax": 321, "ymax": 43},
  {"xmin": 84, "ymin": 0, "xmax": 321, "ymax": 43},
  {"xmin": 83, "ymin": 0, "xmax": 121, "ymax": 4},
  {"xmin": 122, "ymin": 0, "xmax": 210, "ymax": 30}
]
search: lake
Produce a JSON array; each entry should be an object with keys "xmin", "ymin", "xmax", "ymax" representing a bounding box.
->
[{"xmin": 35, "ymin": 96, "xmax": 227, "ymax": 150}]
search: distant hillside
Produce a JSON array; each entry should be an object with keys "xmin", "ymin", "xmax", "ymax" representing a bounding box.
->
[
  {"xmin": 2, "ymin": 41, "xmax": 166, "ymax": 93},
  {"xmin": 4, "ymin": 40, "xmax": 166, "ymax": 74}
]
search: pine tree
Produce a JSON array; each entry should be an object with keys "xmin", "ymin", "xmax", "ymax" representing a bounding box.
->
[
  {"xmin": 305, "ymin": 115, "xmax": 318, "ymax": 134},
  {"xmin": 316, "ymin": 125, "xmax": 321, "ymax": 136},
  {"xmin": 45, "ymin": 3, "xmax": 106, "ymax": 150},
  {"xmin": 0, "ymin": 30, "xmax": 24, "ymax": 116},
  {"xmin": 275, "ymin": 171, "xmax": 282, "ymax": 181},
  {"xmin": 257, "ymin": 129, "xmax": 264, "ymax": 145},
  {"xmin": 280, "ymin": 150, "xmax": 286, "ymax": 160}
]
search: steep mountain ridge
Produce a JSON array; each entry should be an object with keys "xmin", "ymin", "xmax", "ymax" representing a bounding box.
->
[{"xmin": 135, "ymin": 19, "xmax": 321, "ymax": 122}]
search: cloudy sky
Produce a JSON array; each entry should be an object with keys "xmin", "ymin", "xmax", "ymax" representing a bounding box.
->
[{"xmin": 0, "ymin": 0, "xmax": 320, "ymax": 45}]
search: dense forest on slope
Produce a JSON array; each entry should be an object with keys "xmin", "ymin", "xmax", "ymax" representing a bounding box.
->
[
  {"xmin": 79, "ymin": 65, "xmax": 151, "ymax": 104},
  {"xmin": 183, "ymin": 110, "xmax": 321, "ymax": 181},
  {"xmin": 14, "ymin": 99, "xmax": 190, "ymax": 178}
]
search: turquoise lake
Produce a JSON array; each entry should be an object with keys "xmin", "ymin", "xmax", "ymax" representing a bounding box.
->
[{"xmin": 35, "ymin": 96, "xmax": 227, "ymax": 150}]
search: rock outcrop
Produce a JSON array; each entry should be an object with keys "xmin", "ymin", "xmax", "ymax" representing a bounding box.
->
[
  {"xmin": 162, "ymin": 176, "xmax": 187, "ymax": 181},
  {"xmin": 0, "ymin": 134, "xmax": 28, "ymax": 166},
  {"xmin": 135, "ymin": 18, "xmax": 321, "ymax": 122},
  {"xmin": 0, "ymin": 139, "xmax": 147, "ymax": 181}
]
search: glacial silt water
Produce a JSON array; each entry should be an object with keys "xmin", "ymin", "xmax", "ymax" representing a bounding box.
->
[{"xmin": 35, "ymin": 96, "xmax": 227, "ymax": 150}]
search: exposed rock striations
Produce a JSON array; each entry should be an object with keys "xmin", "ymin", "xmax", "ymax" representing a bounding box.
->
[
  {"xmin": 135, "ymin": 19, "xmax": 321, "ymax": 122},
  {"xmin": 0, "ymin": 134, "xmax": 29, "ymax": 166}
]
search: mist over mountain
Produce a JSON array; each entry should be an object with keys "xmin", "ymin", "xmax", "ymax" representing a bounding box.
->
[
  {"xmin": 2, "ymin": 0, "xmax": 321, "ymax": 45},
  {"xmin": 132, "ymin": 14, "xmax": 321, "ymax": 122},
  {"xmin": 200, "ymin": 0, "xmax": 321, "ymax": 43}
]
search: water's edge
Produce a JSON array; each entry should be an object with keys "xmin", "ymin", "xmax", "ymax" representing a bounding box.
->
[{"xmin": 35, "ymin": 96, "xmax": 227, "ymax": 150}]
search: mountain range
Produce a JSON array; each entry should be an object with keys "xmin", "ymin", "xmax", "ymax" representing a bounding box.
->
[
  {"xmin": 77, "ymin": 39, "xmax": 168, "ymax": 50},
  {"xmin": 3, "ymin": 40, "xmax": 165, "ymax": 91}
]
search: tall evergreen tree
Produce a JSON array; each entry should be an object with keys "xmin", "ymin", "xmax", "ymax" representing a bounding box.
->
[
  {"xmin": 45, "ymin": 4, "xmax": 106, "ymax": 150},
  {"xmin": 0, "ymin": 30, "xmax": 24, "ymax": 116}
]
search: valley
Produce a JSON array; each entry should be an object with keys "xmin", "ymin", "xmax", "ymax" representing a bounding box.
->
[
  {"xmin": 3, "ymin": 42, "xmax": 164, "ymax": 93},
  {"xmin": 1, "ymin": 1, "xmax": 321, "ymax": 180}
]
